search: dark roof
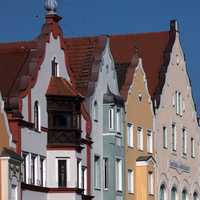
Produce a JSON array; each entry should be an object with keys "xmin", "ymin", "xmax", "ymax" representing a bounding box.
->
[
  {"xmin": 136, "ymin": 155, "xmax": 154, "ymax": 162},
  {"xmin": 103, "ymin": 86, "xmax": 124, "ymax": 106},
  {"xmin": 0, "ymin": 147, "xmax": 21, "ymax": 161},
  {"xmin": 64, "ymin": 36, "xmax": 106, "ymax": 96},
  {"xmin": 110, "ymin": 30, "xmax": 175, "ymax": 103}
]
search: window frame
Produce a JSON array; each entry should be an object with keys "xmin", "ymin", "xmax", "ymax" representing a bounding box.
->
[
  {"xmin": 128, "ymin": 169, "xmax": 134, "ymax": 193},
  {"xmin": 127, "ymin": 123, "xmax": 134, "ymax": 148},
  {"xmin": 147, "ymin": 130, "xmax": 153, "ymax": 153}
]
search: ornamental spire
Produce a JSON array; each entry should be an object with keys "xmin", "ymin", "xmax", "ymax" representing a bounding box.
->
[{"xmin": 44, "ymin": 0, "xmax": 58, "ymax": 15}]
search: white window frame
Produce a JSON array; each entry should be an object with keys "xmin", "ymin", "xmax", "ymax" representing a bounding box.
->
[
  {"xmin": 147, "ymin": 130, "xmax": 153, "ymax": 153},
  {"xmin": 77, "ymin": 159, "xmax": 82, "ymax": 188},
  {"xmin": 52, "ymin": 57, "xmax": 60, "ymax": 77},
  {"xmin": 137, "ymin": 127, "xmax": 143, "ymax": 151},
  {"xmin": 34, "ymin": 101, "xmax": 41, "ymax": 132},
  {"xmin": 148, "ymin": 172, "xmax": 154, "ymax": 195},
  {"xmin": 163, "ymin": 126, "xmax": 168, "ymax": 149},
  {"xmin": 172, "ymin": 124, "xmax": 176, "ymax": 152},
  {"xmin": 103, "ymin": 158, "xmax": 109, "ymax": 190},
  {"xmin": 191, "ymin": 138, "xmax": 195, "ymax": 158},
  {"xmin": 127, "ymin": 123, "xmax": 133, "ymax": 147},
  {"xmin": 116, "ymin": 159, "xmax": 122, "ymax": 191},
  {"xmin": 56, "ymin": 157, "xmax": 70, "ymax": 187},
  {"xmin": 116, "ymin": 108, "xmax": 121, "ymax": 133},
  {"xmin": 182, "ymin": 128, "xmax": 187, "ymax": 155},
  {"xmin": 128, "ymin": 169, "xmax": 134, "ymax": 193},
  {"xmin": 93, "ymin": 101, "xmax": 98, "ymax": 121},
  {"xmin": 83, "ymin": 167, "xmax": 87, "ymax": 195},
  {"xmin": 109, "ymin": 107, "xmax": 114, "ymax": 130},
  {"xmin": 94, "ymin": 155, "xmax": 101, "ymax": 189}
]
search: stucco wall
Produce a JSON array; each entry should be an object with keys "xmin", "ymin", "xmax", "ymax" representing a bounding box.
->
[
  {"xmin": 155, "ymin": 32, "xmax": 200, "ymax": 199},
  {"xmin": 89, "ymin": 38, "xmax": 123, "ymax": 200},
  {"xmin": 125, "ymin": 61, "xmax": 154, "ymax": 200}
]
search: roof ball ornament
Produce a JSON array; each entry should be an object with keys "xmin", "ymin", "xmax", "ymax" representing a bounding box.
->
[{"xmin": 44, "ymin": 0, "xmax": 58, "ymax": 15}]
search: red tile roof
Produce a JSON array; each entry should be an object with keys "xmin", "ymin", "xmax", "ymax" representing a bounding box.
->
[
  {"xmin": 64, "ymin": 36, "xmax": 106, "ymax": 96},
  {"xmin": 0, "ymin": 41, "xmax": 37, "ymax": 98},
  {"xmin": 110, "ymin": 31, "xmax": 173, "ymax": 101},
  {"xmin": 46, "ymin": 76, "xmax": 78, "ymax": 97}
]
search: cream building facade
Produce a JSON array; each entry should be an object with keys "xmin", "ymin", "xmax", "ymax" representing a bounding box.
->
[{"xmin": 155, "ymin": 22, "xmax": 200, "ymax": 200}]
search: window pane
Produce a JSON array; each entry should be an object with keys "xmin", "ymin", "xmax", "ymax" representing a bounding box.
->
[
  {"xmin": 104, "ymin": 158, "xmax": 109, "ymax": 189},
  {"xmin": 94, "ymin": 156, "xmax": 100, "ymax": 188},
  {"xmin": 58, "ymin": 160, "xmax": 67, "ymax": 187}
]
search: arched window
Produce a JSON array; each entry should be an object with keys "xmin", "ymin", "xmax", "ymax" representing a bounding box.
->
[
  {"xmin": 93, "ymin": 101, "xmax": 98, "ymax": 121},
  {"xmin": 171, "ymin": 187, "xmax": 177, "ymax": 200},
  {"xmin": 34, "ymin": 101, "xmax": 41, "ymax": 131},
  {"xmin": 52, "ymin": 57, "xmax": 59, "ymax": 77},
  {"xmin": 160, "ymin": 184, "xmax": 166, "ymax": 200},
  {"xmin": 194, "ymin": 192, "xmax": 199, "ymax": 200},
  {"xmin": 182, "ymin": 189, "xmax": 188, "ymax": 200}
]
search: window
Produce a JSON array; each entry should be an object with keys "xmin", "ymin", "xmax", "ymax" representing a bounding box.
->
[
  {"xmin": 82, "ymin": 167, "xmax": 87, "ymax": 195},
  {"xmin": 30, "ymin": 154, "xmax": 37, "ymax": 185},
  {"xmin": 127, "ymin": 123, "xmax": 133, "ymax": 147},
  {"xmin": 116, "ymin": 159, "xmax": 122, "ymax": 191},
  {"xmin": 171, "ymin": 187, "xmax": 177, "ymax": 200},
  {"xmin": 128, "ymin": 169, "xmax": 134, "ymax": 193},
  {"xmin": 103, "ymin": 158, "xmax": 109, "ymax": 189},
  {"xmin": 148, "ymin": 172, "xmax": 154, "ymax": 195},
  {"xmin": 94, "ymin": 156, "xmax": 100, "ymax": 189},
  {"xmin": 11, "ymin": 184, "xmax": 17, "ymax": 200},
  {"xmin": 172, "ymin": 124, "xmax": 176, "ymax": 152},
  {"xmin": 160, "ymin": 184, "xmax": 166, "ymax": 200},
  {"xmin": 137, "ymin": 127, "xmax": 143, "ymax": 150},
  {"xmin": 109, "ymin": 108, "xmax": 114, "ymax": 130},
  {"xmin": 191, "ymin": 138, "xmax": 195, "ymax": 158},
  {"xmin": 52, "ymin": 57, "xmax": 59, "ymax": 77},
  {"xmin": 147, "ymin": 130, "xmax": 153, "ymax": 153},
  {"xmin": 163, "ymin": 127, "xmax": 168, "ymax": 148},
  {"xmin": 58, "ymin": 160, "xmax": 67, "ymax": 187},
  {"xmin": 40, "ymin": 157, "xmax": 45, "ymax": 186},
  {"xmin": 22, "ymin": 153, "xmax": 28, "ymax": 183},
  {"xmin": 53, "ymin": 112, "xmax": 73, "ymax": 128},
  {"xmin": 34, "ymin": 101, "xmax": 41, "ymax": 131},
  {"xmin": 182, "ymin": 129, "xmax": 187, "ymax": 155},
  {"xmin": 77, "ymin": 160, "xmax": 82, "ymax": 188},
  {"xmin": 175, "ymin": 91, "xmax": 182, "ymax": 115},
  {"xmin": 193, "ymin": 192, "xmax": 199, "ymax": 200},
  {"xmin": 93, "ymin": 101, "xmax": 98, "ymax": 121},
  {"xmin": 116, "ymin": 108, "xmax": 121, "ymax": 132},
  {"xmin": 182, "ymin": 190, "xmax": 188, "ymax": 200}
]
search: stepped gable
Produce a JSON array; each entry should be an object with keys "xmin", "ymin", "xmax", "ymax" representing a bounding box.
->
[
  {"xmin": 64, "ymin": 36, "xmax": 107, "ymax": 96},
  {"xmin": 110, "ymin": 27, "xmax": 176, "ymax": 106}
]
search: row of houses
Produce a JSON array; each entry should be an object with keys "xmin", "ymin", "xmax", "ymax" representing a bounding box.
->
[{"xmin": 0, "ymin": 1, "xmax": 200, "ymax": 200}]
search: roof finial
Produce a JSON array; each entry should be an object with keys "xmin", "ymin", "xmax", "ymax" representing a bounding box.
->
[{"xmin": 44, "ymin": 0, "xmax": 58, "ymax": 15}]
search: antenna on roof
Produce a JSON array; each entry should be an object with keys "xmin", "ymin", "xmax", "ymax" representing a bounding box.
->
[{"xmin": 44, "ymin": 0, "xmax": 58, "ymax": 15}]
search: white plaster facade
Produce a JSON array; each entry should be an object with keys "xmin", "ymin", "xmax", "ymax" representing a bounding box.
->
[{"xmin": 155, "ymin": 28, "xmax": 200, "ymax": 200}]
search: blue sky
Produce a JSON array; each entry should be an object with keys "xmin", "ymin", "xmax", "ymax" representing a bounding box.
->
[{"xmin": 0, "ymin": 0, "xmax": 200, "ymax": 113}]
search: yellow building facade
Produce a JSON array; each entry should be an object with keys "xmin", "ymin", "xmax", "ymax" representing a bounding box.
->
[{"xmin": 122, "ymin": 59, "xmax": 155, "ymax": 200}]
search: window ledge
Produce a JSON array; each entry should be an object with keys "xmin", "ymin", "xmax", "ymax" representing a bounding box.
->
[
  {"xmin": 171, "ymin": 151, "xmax": 177, "ymax": 156},
  {"xmin": 94, "ymin": 187, "xmax": 101, "ymax": 191}
]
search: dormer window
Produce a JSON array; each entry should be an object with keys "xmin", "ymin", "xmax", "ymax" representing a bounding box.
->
[
  {"xmin": 34, "ymin": 101, "xmax": 41, "ymax": 132},
  {"xmin": 52, "ymin": 57, "xmax": 59, "ymax": 77}
]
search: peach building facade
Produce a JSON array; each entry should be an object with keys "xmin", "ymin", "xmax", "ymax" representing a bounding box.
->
[{"xmin": 0, "ymin": 94, "xmax": 21, "ymax": 200}]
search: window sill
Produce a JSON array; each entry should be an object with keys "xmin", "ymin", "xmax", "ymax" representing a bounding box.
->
[
  {"xmin": 128, "ymin": 146, "xmax": 134, "ymax": 149},
  {"xmin": 128, "ymin": 192, "xmax": 134, "ymax": 195},
  {"xmin": 104, "ymin": 188, "xmax": 108, "ymax": 191},
  {"xmin": 171, "ymin": 151, "xmax": 177, "ymax": 156},
  {"xmin": 163, "ymin": 146, "xmax": 168, "ymax": 150},
  {"xmin": 94, "ymin": 187, "xmax": 101, "ymax": 191},
  {"xmin": 116, "ymin": 190, "xmax": 122, "ymax": 193},
  {"xmin": 149, "ymin": 193, "xmax": 154, "ymax": 196},
  {"xmin": 94, "ymin": 119, "xmax": 98, "ymax": 123}
]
